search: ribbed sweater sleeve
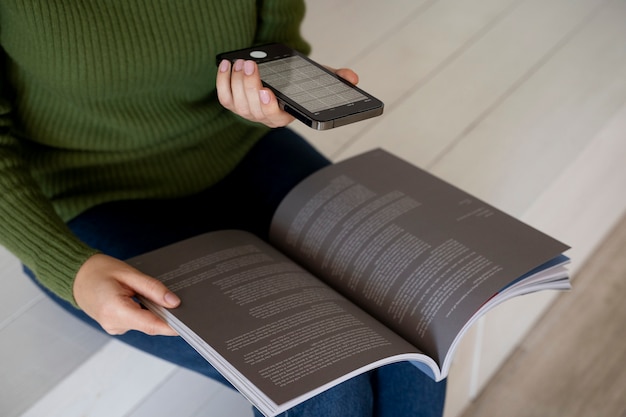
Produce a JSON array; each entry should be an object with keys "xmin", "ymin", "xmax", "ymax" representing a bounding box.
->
[{"xmin": 0, "ymin": 76, "xmax": 99, "ymax": 305}]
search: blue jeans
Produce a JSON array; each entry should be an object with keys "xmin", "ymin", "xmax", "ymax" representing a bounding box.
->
[{"xmin": 28, "ymin": 128, "xmax": 447, "ymax": 417}]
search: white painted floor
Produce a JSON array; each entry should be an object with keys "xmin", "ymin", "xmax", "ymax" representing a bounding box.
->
[{"xmin": 3, "ymin": 0, "xmax": 626, "ymax": 416}]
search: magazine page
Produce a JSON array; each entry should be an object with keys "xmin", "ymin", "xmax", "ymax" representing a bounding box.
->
[{"xmin": 269, "ymin": 149, "xmax": 570, "ymax": 366}]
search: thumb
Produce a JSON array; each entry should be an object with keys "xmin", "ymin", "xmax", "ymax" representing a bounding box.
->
[
  {"xmin": 125, "ymin": 270, "xmax": 181, "ymax": 309},
  {"xmin": 335, "ymin": 68, "xmax": 359, "ymax": 85}
]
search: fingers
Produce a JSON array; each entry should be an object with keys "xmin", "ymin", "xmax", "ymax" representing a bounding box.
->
[
  {"xmin": 230, "ymin": 60, "xmax": 263, "ymax": 119},
  {"xmin": 122, "ymin": 266, "xmax": 180, "ymax": 309},
  {"xmin": 100, "ymin": 293, "xmax": 179, "ymax": 336},
  {"xmin": 334, "ymin": 68, "xmax": 359, "ymax": 85},
  {"xmin": 216, "ymin": 59, "xmax": 234, "ymax": 108},
  {"xmin": 216, "ymin": 59, "xmax": 294, "ymax": 127}
]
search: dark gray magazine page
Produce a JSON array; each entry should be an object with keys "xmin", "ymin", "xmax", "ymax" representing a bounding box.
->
[{"xmin": 269, "ymin": 149, "xmax": 569, "ymax": 366}]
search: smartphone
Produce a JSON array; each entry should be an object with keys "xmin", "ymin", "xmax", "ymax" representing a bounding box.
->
[{"xmin": 216, "ymin": 43, "xmax": 384, "ymax": 130}]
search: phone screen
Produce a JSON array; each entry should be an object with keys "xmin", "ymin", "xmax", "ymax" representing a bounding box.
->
[{"xmin": 258, "ymin": 55, "xmax": 368, "ymax": 113}]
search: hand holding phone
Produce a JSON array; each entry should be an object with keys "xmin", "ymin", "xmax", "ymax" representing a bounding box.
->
[
  {"xmin": 217, "ymin": 44, "xmax": 384, "ymax": 130},
  {"xmin": 217, "ymin": 58, "xmax": 296, "ymax": 128}
]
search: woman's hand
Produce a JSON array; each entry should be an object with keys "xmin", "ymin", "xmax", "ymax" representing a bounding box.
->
[
  {"xmin": 216, "ymin": 59, "xmax": 359, "ymax": 128},
  {"xmin": 73, "ymin": 254, "xmax": 181, "ymax": 336}
]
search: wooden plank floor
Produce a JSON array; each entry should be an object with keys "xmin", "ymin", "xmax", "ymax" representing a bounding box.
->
[{"xmin": 460, "ymin": 212, "xmax": 626, "ymax": 417}]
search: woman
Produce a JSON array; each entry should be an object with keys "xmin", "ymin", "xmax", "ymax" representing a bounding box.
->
[{"xmin": 0, "ymin": 1, "xmax": 446, "ymax": 415}]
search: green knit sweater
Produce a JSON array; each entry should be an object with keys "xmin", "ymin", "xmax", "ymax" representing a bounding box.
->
[{"xmin": 0, "ymin": 0, "xmax": 311, "ymax": 305}]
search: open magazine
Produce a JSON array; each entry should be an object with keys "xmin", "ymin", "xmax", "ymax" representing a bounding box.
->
[{"xmin": 128, "ymin": 149, "xmax": 570, "ymax": 416}]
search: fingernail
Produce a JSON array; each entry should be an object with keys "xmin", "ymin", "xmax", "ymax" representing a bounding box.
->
[
  {"xmin": 234, "ymin": 59, "xmax": 244, "ymax": 72},
  {"xmin": 219, "ymin": 59, "xmax": 230, "ymax": 73},
  {"xmin": 259, "ymin": 89, "xmax": 271, "ymax": 104},
  {"xmin": 244, "ymin": 60, "xmax": 255, "ymax": 75},
  {"xmin": 164, "ymin": 291, "xmax": 180, "ymax": 307}
]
